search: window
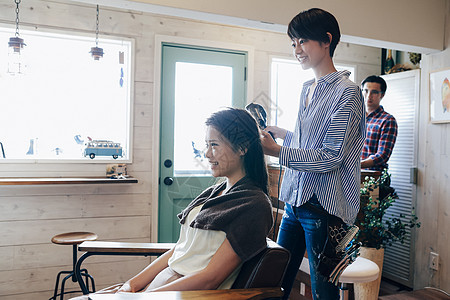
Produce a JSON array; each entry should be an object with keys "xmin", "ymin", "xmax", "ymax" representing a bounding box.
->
[
  {"xmin": 270, "ymin": 58, "xmax": 355, "ymax": 131},
  {"xmin": 269, "ymin": 58, "xmax": 355, "ymax": 163},
  {"xmin": 0, "ymin": 28, "xmax": 132, "ymax": 162}
]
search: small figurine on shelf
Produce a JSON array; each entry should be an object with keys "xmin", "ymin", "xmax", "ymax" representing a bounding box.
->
[
  {"xmin": 106, "ymin": 164, "xmax": 127, "ymax": 178},
  {"xmin": 384, "ymin": 49, "xmax": 395, "ymax": 74},
  {"xmin": 408, "ymin": 52, "xmax": 421, "ymax": 65}
]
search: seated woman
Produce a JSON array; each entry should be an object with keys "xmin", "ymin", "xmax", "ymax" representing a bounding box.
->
[{"xmin": 72, "ymin": 108, "xmax": 273, "ymax": 298}]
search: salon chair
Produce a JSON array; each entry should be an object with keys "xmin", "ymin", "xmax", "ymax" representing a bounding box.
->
[{"xmin": 75, "ymin": 238, "xmax": 290, "ymax": 299}]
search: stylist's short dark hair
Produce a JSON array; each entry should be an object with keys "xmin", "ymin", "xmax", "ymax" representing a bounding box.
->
[
  {"xmin": 288, "ymin": 8, "xmax": 341, "ymax": 57},
  {"xmin": 361, "ymin": 75, "xmax": 387, "ymax": 94}
]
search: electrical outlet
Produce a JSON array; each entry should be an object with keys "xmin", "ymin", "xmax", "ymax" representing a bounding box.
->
[{"xmin": 429, "ymin": 252, "xmax": 439, "ymax": 270}]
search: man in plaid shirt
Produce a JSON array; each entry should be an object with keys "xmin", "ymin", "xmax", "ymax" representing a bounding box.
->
[{"xmin": 360, "ymin": 75, "xmax": 398, "ymax": 171}]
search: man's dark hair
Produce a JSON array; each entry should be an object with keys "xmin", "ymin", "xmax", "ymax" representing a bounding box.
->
[
  {"xmin": 361, "ymin": 75, "xmax": 387, "ymax": 94},
  {"xmin": 287, "ymin": 8, "xmax": 341, "ymax": 57}
]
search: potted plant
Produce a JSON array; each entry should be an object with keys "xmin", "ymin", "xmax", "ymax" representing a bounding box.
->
[{"xmin": 354, "ymin": 170, "xmax": 420, "ymax": 299}]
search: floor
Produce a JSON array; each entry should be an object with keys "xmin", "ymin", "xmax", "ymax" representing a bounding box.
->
[
  {"xmin": 378, "ymin": 278, "xmax": 450, "ymax": 300},
  {"xmin": 379, "ymin": 278, "xmax": 412, "ymax": 296},
  {"xmin": 289, "ymin": 272, "xmax": 450, "ymax": 300}
]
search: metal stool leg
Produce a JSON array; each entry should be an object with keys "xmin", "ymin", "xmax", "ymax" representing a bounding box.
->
[
  {"xmin": 339, "ymin": 283, "xmax": 349, "ymax": 300},
  {"xmin": 56, "ymin": 244, "xmax": 78, "ymax": 300},
  {"xmin": 51, "ymin": 270, "xmax": 72, "ymax": 300},
  {"xmin": 59, "ymin": 272, "xmax": 74, "ymax": 300},
  {"xmin": 73, "ymin": 246, "xmax": 96, "ymax": 293},
  {"xmin": 71, "ymin": 245, "xmax": 78, "ymax": 283},
  {"xmin": 80, "ymin": 269, "xmax": 89, "ymax": 292},
  {"xmin": 81, "ymin": 271, "xmax": 96, "ymax": 293},
  {"xmin": 52, "ymin": 270, "xmax": 63, "ymax": 300},
  {"xmin": 52, "ymin": 245, "xmax": 89, "ymax": 300}
]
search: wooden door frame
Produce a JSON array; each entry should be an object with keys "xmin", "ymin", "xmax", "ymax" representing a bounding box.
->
[{"xmin": 151, "ymin": 35, "xmax": 255, "ymax": 241}]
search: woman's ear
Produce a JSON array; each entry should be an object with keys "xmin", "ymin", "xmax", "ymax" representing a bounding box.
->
[
  {"xmin": 239, "ymin": 147, "xmax": 248, "ymax": 156},
  {"xmin": 326, "ymin": 32, "xmax": 332, "ymax": 47}
]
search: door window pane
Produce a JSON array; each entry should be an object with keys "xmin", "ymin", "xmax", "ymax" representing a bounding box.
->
[{"xmin": 174, "ymin": 62, "xmax": 232, "ymax": 174}]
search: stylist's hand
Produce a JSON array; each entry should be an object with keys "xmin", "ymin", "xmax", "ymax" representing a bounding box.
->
[
  {"xmin": 265, "ymin": 126, "xmax": 287, "ymax": 140},
  {"xmin": 260, "ymin": 130, "xmax": 282, "ymax": 157}
]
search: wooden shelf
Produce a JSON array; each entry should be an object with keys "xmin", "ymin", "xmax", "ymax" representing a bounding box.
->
[{"xmin": 0, "ymin": 177, "xmax": 138, "ymax": 185}]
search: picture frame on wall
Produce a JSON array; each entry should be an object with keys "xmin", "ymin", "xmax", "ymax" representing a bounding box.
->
[{"xmin": 430, "ymin": 67, "xmax": 450, "ymax": 123}]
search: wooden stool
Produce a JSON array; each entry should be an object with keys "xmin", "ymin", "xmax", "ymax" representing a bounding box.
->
[
  {"xmin": 50, "ymin": 232, "xmax": 98, "ymax": 300},
  {"xmin": 338, "ymin": 256, "xmax": 380, "ymax": 300},
  {"xmin": 300, "ymin": 256, "xmax": 379, "ymax": 300}
]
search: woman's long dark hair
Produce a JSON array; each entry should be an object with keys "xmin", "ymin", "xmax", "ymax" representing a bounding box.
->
[{"xmin": 205, "ymin": 108, "xmax": 269, "ymax": 195}]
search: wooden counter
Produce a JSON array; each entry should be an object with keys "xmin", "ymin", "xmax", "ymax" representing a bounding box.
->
[
  {"xmin": 87, "ymin": 288, "xmax": 284, "ymax": 300},
  {"xmin": 0, "ymin": 176, "xmax": 138, "ymax": 185}
]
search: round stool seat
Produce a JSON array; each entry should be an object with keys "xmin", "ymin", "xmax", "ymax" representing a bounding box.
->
[
  {"xmin": 339, "ymin": 256, "xmax": 379, "ymax": 284},
  {"xmin": 51, "ymin": 232, "xmax": 98, "ymax": 245},
  {"xmin": 299, "ymin": 256, "xmax": 379, "ymax": 284}
]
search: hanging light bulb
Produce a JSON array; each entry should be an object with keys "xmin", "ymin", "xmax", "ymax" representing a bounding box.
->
[
  {"xmin": 8, "ymin": 0, "xmax": 26, "ymax": 75},
  {"xmin": 89, "ymin": 5, "xmax": 104, "ymax": 60}
]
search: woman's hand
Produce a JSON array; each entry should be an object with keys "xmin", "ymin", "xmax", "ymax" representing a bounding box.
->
[
  {"xmin": 260, "ymin": 130, "xmax": 281, "ymax": 157},
  {"xmin": 265, "ymin": 126, "xmax": 287, "ymax": 140},
  {"xmin": 115, "ymin": 247, "xmax": 175, "ymax": 293},
  {"xmin": 116, "ymin": 282, "xmax": 133, "ymax": 293}
]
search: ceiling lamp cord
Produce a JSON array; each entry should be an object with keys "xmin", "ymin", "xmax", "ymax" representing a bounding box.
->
[{"xmin": 90, "ymin": 4, "xmax": 104, "ymax": 60}]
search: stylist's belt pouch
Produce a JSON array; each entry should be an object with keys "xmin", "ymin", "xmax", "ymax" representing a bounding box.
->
[{"xmin": 317, "ymin": 219, "xmax": 361, "ymax": 286}]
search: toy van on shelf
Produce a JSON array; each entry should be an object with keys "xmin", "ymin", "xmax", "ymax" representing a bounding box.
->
[{"xmin": 84, "ymin": 140, "xmax": 123, "ymax": 159}]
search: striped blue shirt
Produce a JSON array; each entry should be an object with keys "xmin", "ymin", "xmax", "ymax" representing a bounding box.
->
[{"xmin": 278, "ymin": 71, "xmax": 365, "ymax": 224}]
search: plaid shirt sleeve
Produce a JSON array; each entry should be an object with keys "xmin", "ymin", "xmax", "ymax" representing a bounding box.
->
[{"xmin": 369, "ymin": 115, "xmax": 397, "ymax": 166}]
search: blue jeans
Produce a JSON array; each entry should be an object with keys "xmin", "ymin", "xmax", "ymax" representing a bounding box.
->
[{"xmin": 277, "ymin": 196, "xmax": 339, "ymax": 300}]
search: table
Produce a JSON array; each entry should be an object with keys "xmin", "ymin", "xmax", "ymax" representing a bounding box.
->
[
  {"xmin": 87, "ymin": 288, "xmax": 283, "ymax": 300},
  {"xmin": 75, "ymin": 241, "xmax": 174, "ymax": 295},
  {"xmin": 75, "ymin": 241, "xmax": 284, "ymax": 299}
]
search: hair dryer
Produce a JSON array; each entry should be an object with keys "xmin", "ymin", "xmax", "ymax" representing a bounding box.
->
[{"xmin": 245, "ymin": 103, "xmax": 275, "ymax": 139}]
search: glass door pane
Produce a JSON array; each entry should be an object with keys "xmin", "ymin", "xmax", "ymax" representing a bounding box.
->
[{"xmin": 174, "ymin": 62, "xmax": 232, "ymax": 175}]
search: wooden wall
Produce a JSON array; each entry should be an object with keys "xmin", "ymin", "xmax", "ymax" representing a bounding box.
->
[
  {"xmin": 0, "ymin": 0, "xmax": 379, "ymax": 298},
  {"xmin": 414, "ymin": 1, "xmax": 450, "ymax": 292},
  {"xmin": 129, "ymin": 0, "xmax": 448, "ymax": 52}
]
